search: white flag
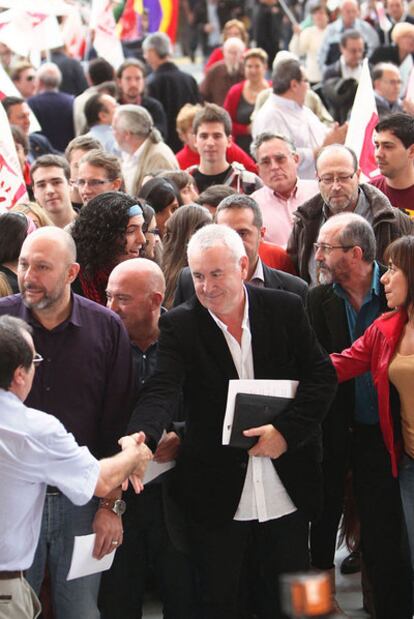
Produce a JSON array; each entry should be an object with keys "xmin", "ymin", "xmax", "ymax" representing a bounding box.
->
[
  {"xmin": 345, "ymin": 58, "xmax": 379, "ymax": 181},
  {"xmin": 0, "ymin": 63, "xmax": 40, "ymax": 133},
  {"xmin": 90, "ymin": 0, "xmax": 124, "ymax": 70},
  {"xmin": 0, "ymin": 103, "xmax": 28, "ymax": 213}
]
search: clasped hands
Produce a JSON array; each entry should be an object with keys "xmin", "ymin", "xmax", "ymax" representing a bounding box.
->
[{"xmin": 118, "ymin": 432, "xmax": 153, "ymax": 493}]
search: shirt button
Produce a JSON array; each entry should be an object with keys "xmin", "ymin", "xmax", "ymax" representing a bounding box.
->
[{"xmin": 142, "ymin": 354, "xmax": 146, "ymax": 359}]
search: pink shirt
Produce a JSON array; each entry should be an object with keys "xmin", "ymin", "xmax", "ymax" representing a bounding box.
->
[{"xmin": 251, "ymin": 179, "xmax": 319, "ymax": 248}]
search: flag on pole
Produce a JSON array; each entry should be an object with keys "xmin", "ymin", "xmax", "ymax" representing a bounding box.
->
[
  {"xmin": 90, "ymin": 0, "xmax": 124, "ymax": 69},
  {"xmin": 117, "ymin": 0, "xmax": 179, "ymax": 43},
  {"xmin": 345, "ymin": 58, "xmax": 379, "ymax": 180},
  {"xmin": 0, "ymin": 103, "xmax": 28, "ymax": 213}
]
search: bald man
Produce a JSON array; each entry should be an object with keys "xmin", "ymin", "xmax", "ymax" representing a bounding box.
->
[
  {"xmin": 101, "ymin": 259, "xmax": 197, "ymax": 619},
  {"xmin": 0, "ymin": 227, "xmax": 137, "ymax": 619}
]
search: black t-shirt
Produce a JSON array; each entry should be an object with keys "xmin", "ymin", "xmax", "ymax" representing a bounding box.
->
[{"xmin": 192, "ymin": 165, "xmax": 232, "ymax": 193}]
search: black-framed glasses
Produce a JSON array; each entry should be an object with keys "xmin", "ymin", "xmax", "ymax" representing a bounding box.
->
[
  {"xmin": 317, "ymin": 173, "xmax": 355, "ymax": 186},
  {"xmin": 74, "ymin": 179, "xmax": 112, "ymax": 188},
  {"xmin": 33, "ymin": 353, "xmax": 43, "ymax": 367},
  {"xmin": 146, "ymin": 228, "xmax": 160, "ymax": 236},
  {"xmin": 313, "ymin": 243, "xmax": 355, "ymax": 255}
]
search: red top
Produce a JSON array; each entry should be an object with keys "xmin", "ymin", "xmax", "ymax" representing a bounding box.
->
[
  {"xmin": 370, "ymin": 174, "xmax": 414, "ymax": 215},
  {"xmin": 331, "ymin": 309, "xmax": 407, "ymax": 477},
  {"xmin": 204, "ymin": 47, "xmax": 224, "ymax": 73},
  {"xmin": 258, "ymin": 242, "xmax": 296, "ymax": 275},
  {"xmin": 223, "ymin": 81, "xmax": 250, "ymax": 140},
  {"xmin": 176, "ymin": 143, "xmax": 257, "ymax": 173}
]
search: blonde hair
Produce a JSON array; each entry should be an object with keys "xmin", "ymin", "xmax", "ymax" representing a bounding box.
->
[
  {"xmin": 0, "ymin": 273, "xmax": 12, "ymax": 298},
  {"xmin": 392, "ymin": 22, "xmax": 414, "ymax": 43},
  {"xmin": 11, "ymin": 202, "xmax": 53, "ymax": 227},
  {"xmin": 176, "ymin": 103, "xmax": 203, "ymax": 135},
  {"xmin": 244, "ymin": 47, "xmax": 268, "ymax": 66},
  {"xmin": 223, "ymin": 19, "xmax": 249, "ymax": 45}
]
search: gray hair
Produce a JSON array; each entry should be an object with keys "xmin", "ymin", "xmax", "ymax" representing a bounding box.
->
[
  {"xmin": 250, "ymin": 131, "xmax": 296, "ymax": 160},
  {"xmin": 114, "ymin": 105, "xmax": 161, "ymax": 143},
  {"xmin": 272, "ymin": 59, "xmax": 302, "ymax": 95},
  {"xmin": 187, "ymin": 224, "xmax": 246, "ymax": 264},
  {"xmin": 215, "ymin": 194, "xmax": 263, "ymax": 228},
  {"xmin": 36, "ymin": 62, "xmax": 62, "ymax": 89},
  {"xmin": 322, "ymin": 213, "xmax": 376, "ymax": 263},
  {"xmin": 142, "ymin": 32, "xmax": 172, "ymax": 59}
]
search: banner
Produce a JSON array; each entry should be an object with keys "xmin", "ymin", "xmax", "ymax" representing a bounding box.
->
[
  {"xmin": 0, "ymin": 103, "xmax": 28, "ymax": 212},
  {"xmin": 90, "ymin": 0, "xmax": 124, "ymax": 69}
]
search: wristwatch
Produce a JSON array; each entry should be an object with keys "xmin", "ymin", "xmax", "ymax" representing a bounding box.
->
[{"xmin": 99, "ymin": 497, "xmax": 126, "ymax": 516}]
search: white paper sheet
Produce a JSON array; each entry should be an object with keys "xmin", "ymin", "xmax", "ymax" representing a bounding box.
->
[
  {"xmin": 222, "ymin": 379, "xmax": 298, "ymax": 445},
  {"xmin": 143, "ymin": 460, "xmax": 176, "ymax": 484},
  {"xmin": 66, "ymin": 534, "xmax": 116, "ymax": 581}
]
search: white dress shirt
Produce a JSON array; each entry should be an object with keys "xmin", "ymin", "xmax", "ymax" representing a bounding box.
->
[
  {"xmin": 0, "ymin": 390, "xmax": 99, "ymax": 570},
  {"xmin": 209, "ymin": 290, "xmax": 297, "ymax": 523}
]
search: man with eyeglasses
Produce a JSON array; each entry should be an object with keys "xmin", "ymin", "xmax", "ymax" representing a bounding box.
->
[
  {"xmin": 307, "ymin": 213, "xmax": 412, "ymax": 619},
  {"xmin": 372, "ymin": 63, "xmax": 405, "ymax": 119},
  {"xmin": 76, "ymin": 149, "xmax": 123, "ymax": 206},
  {"xmin": 0, "ymin": 227, "xmax": 142, "ymax": 618},
  {"xmin": 370, "ymin": 113, "xmax": 414, "ymax": 214},
  {"xmin": 250, "ymin": 132, "xmax": 319, "ymax": 248},
  {"xmin": 0, "ymin": 314, "xmax": 152, "ymax": 619},
  {"xmin": 287, "ymin": 143, "xmax": 414, "ymax": 284},
  {"xmin": 31, "ymin": 155, "xmax": 78, "ymax": 228}
]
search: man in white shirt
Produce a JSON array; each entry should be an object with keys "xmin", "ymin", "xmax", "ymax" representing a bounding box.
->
[
  {"xmin": 124, "ymin": 224, "xmax": 337, "ymax": 618},
  {"xmin": 0, "ymin": 315, "xmax": 151, "ymax": 619},
  {"xmin": 252, "ymin": 58, "xmax": 347, "ymax": 179},
  {"xmin": 251, "ymin": 132, "xmax": 319, "ymax": 247}
]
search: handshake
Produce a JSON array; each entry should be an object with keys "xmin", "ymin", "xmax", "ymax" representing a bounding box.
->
[{"xmin": 117, "ymin": 433, "xmax": 154, "ymax": 493}]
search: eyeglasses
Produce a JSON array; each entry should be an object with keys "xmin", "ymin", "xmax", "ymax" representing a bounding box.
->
[
  {"xmin": 318, "ymin": 173, "xmax": 355, "ymax": 186},
  {"xmin": 146, "ymin": 227, "xmax": 160, "ymax": 236},
  {"xmin": 33, "ymin": 353, "xmax": 43, "ymax": 367},
  {"xmin": 74, "ymin": 179, "xmax": 112, "ymax": 188},
  {"xmin": 313, "ymin": 243, "xmax": 355, "ymax": 254}
]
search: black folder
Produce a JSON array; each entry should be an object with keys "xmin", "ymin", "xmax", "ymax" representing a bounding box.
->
[{"xmin": 229, "ymin": 392, "xmax": 292, "ymax": 450}]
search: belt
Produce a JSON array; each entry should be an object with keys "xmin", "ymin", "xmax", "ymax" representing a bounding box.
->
[
  {"xmin": 46, "ymin": 486, "xmax": 61, "ymax": 495},
  {"xmin": 0, "ymin": 571, "xmax": 24, "ymax": 580}
]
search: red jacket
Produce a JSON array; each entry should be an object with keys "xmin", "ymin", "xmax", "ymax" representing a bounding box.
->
[
  {"xmin": 331, "ymin": 309, "xmax": 407, "ymax": 477},
  {"xmin": 176, "ymin": 143, "xmax": 257, "ymax": 173},
  {"xmin": 204, "ymin": 47, "xmax": 224, "ymax": 73},
  {"xmin": 223, "ymin": 81, "xmax": 250, "ymax": 140}
]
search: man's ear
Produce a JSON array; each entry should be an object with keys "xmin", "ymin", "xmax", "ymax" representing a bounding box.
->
[{"xmin": 67, "ymin": 262, "xmax": 80, "ymax": 284}]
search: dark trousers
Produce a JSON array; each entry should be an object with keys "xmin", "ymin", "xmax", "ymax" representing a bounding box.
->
[
  {"xmin": 99, "ymin": 484, "xmax": 197, "ymax": 619},
  {"xmin": 353, "ymin": 424, "xmax": 412, "ymax": 619},
  {"xmin": 190, "ymin": 510, "xmax": 309, "ymax": 619}
]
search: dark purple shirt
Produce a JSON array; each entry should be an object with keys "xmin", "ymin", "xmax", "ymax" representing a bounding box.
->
[{"xmin": 0, "ymin": 294, "xmax": 134, "ymax": 458}]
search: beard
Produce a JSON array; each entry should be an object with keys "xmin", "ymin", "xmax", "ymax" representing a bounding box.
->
[
  {"xmin": 20, "ymin": 282, "xmax": 66, "ymax": 311},
  {"xmin": 317, "ymin": 262, "xmax": 334, "ymax": 285}
]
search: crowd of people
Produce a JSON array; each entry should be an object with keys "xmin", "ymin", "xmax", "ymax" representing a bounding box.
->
[{"xmin": 3, "ymin": 2, "xmax": 414, "ymax": 619}]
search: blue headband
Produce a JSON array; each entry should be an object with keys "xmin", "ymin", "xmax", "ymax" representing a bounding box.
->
[{"xmin": 128, "ymin": 204, "xmax": 143, "ymax": 217}]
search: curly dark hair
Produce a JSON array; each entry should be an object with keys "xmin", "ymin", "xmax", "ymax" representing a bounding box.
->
[{"xmin": 71, "ymin": 192, "xmax": 142, "ymax": 277}]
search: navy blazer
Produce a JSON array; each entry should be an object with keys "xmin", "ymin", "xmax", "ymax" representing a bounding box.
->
[{"xmin": 129, "ymin": 285, "xmax": 337, "ymax": 525}]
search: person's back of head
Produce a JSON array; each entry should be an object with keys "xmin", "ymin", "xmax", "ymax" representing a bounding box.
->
[
  {"xmin": 88, "ymin": 57, "xmax": 115, "ymax": 86},
  {"xmin": 36, "ymin": 62, "xmax": 62, "ymax": 91},
  {"xmin": 272, "ymin": 59, "xmax": 303, "ymax": 96},
  {"xmin": 142, "ymin": 32, "xmax": 172, "ymax": 60}
]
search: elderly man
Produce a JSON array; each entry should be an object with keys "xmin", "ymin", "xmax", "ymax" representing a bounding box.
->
[
  {"xmin": 252, "ymin": 59, "xmax": 347, "ymax": 179},
  {"xmin": 200, "ymin": 37, "xmax": 246, "ymax": 106},
  {"xmin": 318, "ymin": 0, "xmax": 379, "ymax": 71},
  {"xmin": 0, "ymin": 315, "xmax": 150, "ymax": 619},
  {"xmin": 251, "ymin": 133, "xmax": 319, "ymax": 247},
  {"xmin": 287, "ymin": 144, "xmax": 414, "ymax": 284},
  {"xmin": 143, "ymin": 32, "xmax": 200, "ymax": 152},
  {"xmin": 101, "ymin": 259, "xmax": 196, "ymax": 619},
  {"xmin": 76, "ymin": 149, "xmax": 123, "ymax": 206},
  {"xmin": 31, "ymin": 155, "xmax": 77, "ymax": 228},
  {"xmin": 124, "ymin": 223, "xmax": 336, "ymax": 618},
  {"xmin": 28, "ymin": 63, "xmax": 75, "ymax": 152},
  {"xmin": 115, "ymin": 58, "xmax": 167, "ymax": 139},
  {"xmin": 0, "ymin": 227, "xmax": 138, "ymax": 618},
  {"xmin": 308, "ymin": 213, "xmax": 412, "ymax": 619},
  {"xmin": 376, "ymin": 0, "xmax": 414, "ymax": 44},
  {"xmin": 113, "ymin": 104, "xmax": 178, "ymax": 195},
  {"xmin": 372, "ymin": 63, "xmax": 405, "ymax": 118},
  {"xmin": 371, "ymin": 113, "xmax": 414, "ymax": 213}
]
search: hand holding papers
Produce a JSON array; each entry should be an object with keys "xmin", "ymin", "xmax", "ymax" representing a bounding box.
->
[
  {"xmin": 222, "ymin": 380, "xmax": 298, "ymax": 458},
  {"xmin": 67, "ymin": 534, "xmax": 115, "ymax": 581}
]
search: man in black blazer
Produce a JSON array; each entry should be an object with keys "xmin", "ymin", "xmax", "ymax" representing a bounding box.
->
[
  {"xmin": 174, "ymin": 194, "xmax": 308, "ymax": 307},
  {"xmin": 124, "ymin": 224, "xmax": 336, "ymax": 618},
  {"xmin": 307, "ymin": 212, "xmax": 411, "ymax": 619}
]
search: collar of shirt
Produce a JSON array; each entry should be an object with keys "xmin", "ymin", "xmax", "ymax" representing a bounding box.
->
[
  {"xmin": 340, "ymin": 56, "xmax": 362, "ymax": 80},
  {"xmin": 17, "ymin": 293, "xmax": 81, "ymax": 331},
  {"xmin": 273, "ymin": 180, "xmax": 298, "ymax": 202},
  {"xmin": 271, "ymin": 93, "xmax": 302, "ymax": 112},
  {"xmin": 333, "ymin": 260, "xmax": 381, "ymax": 304},
  {"xmin": 375, "ymin": 92, "xmax": 402, "ymax": 111},
  {"xmin": 249, "ymin": 258, "xmax": 265, "ymax": 286}
]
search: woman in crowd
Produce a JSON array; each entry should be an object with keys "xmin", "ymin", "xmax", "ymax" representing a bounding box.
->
[
  {"xmin": 223, "ymin": 48, "xmax": 269, "ymax": 154},
  {"xmin": 71, "ymin": 192, "xmax": 146, "ymax": 305},
  {"xmin": 155, "ymin": 170, "xmax": 199, "ymax": 205},
  {"xmin": 141, "ymin": 202, "xmax": 162, "ymax": 265},
  {"xmin": 204, "ymin": 19, "xmax": 249, "ymax": 73},
  {"xmin": 138, "ymin": 177, "xmax": 181, "ymax": 240},
  {"xmin": 162, "ymin": 204, "xmax": 212, "ymax": 308},
  {"xmin": 331, "ymin": 235, "xmax": 414, "ymax": 589},
  {"xmin": 289, "ymin": 4, "xmax": 330, "ymax": 85},
  {"xmin": 0, "ymin": 211, "xmax": 36, "ymax": 294},
  {"xmin": 11, "ymin": 201, "xmax": 53, "ymax": 228}
]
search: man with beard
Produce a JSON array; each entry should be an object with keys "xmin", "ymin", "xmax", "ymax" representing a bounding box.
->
[
  {"xmin": 287, "ymin": 144, "xmax": 414, "ymax": 284},
  {"xmin": 307, "ymin": 212, "xmax": 412, "ymax": 619},
  {"xmin": 0, "ymin": 227, "xmax": 139, "ymax": 619},
  {"xmin": 200, "ymin": 37, "xmax": 246, "ymax": 107}
]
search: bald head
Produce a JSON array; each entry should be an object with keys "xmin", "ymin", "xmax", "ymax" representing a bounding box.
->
[
  {"xmin": 341, "ymin": 0, "xmax": 359, "ymax": 27},
  {"xmin": 18, "ymin": 227, "xmax": 79, "ymax": 315},
  {"xmin": 107, "ymin": 259, "xmax": 165, "ymax": 345}
]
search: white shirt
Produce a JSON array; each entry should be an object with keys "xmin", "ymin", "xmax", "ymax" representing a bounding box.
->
[
  {"xmin": 252, "ymin": 94, "xmax": 328, "ymax": 180},
  {"xmin": 122, "ymin": 142, "xmax": 145, "ymax": 195},
  {"xmin": 209, "ymin": 290, "xmax": 297, "ymax": 523},
  {"xmin": 340, "ymin": 57, "xmax": 362, "ymax": 81},
  {"xmin": 0, "ymin": 390, "xmax": 99, "ymax": 570}
]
